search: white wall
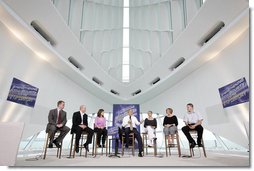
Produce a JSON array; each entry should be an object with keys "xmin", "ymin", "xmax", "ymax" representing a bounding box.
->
[
  {"xmin": 140, "ymin": 29, "xmax": 249, "ymax": 148},
  {"xmin": 0, "ymin": 22, "xmax": 112, "ymax": 139}
]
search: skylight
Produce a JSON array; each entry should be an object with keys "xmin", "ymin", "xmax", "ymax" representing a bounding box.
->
[{"xmin": 122, "ymin": 0, "xmax": 130, "ymax": 83}]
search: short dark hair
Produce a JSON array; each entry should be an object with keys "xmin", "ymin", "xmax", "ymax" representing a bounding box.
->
[
  {"xmin": 97, "ymin": 109, "xmax": 104, "ymax": 117},
  {"xmin": 187, "ymin": 103, "xmax": 194, "ymax": 108},
  {"xmin": 57, "ymin": 100, "xmax": 65, "ymax": 106},
  {"xmin": 166, "ymin": 108, "xmax": 173, "ymax": 114},
  {"xmin": 148, "ymin": 111, "xmax": 153, "ymax": 114}
]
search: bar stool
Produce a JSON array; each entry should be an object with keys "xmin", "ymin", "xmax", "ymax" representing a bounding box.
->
[
  {"xmin": 189, "ymin": 130, "xmax": 207, "ymax": 157},
  {"xmin": 164, "ymin": 132, "xmax": 181, "ymax": 157},
  {"xmin": 43, "ymin": 131, "xmax": 63, "ymax": 159},
  {"xmin": 69, "ymin": 132, "xmax": 88, "ymax": 158},
  {"xmin": 121, "ymin": 132, "xmax": 135, "ymax": 156},
  {"xmin": 142, "ymin": 132, "xmax": 157, "ymax": 156},
  {"xmin": 93, "ymin": 132, "xmax": 108, "ymax": 157}
]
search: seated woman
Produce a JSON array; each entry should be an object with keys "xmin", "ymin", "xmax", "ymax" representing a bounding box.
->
[
  {"xmin": 144, "ymin": 111, "xmax": 157, "ymax": 147},
  {"xmin": 163, "ymin": 108, "xmax": 178, "ymax": 147},
  {"xmin": 94, "ymin": 109, "xmax": 107, "ymax": 148}
]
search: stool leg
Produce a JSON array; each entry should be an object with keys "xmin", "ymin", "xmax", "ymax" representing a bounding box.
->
[
  {"xmin": 80, "ymin": 134, "xmax": 84, "ymax": 157},
  {"xmin": 73, "ymin": 134, "xmax": 76, "ymax": 158},
  {"xmin": 142, "ymin": 134, "xmax": 144, "ymax": 155},
  {"xmin": 190, "ymin": 145, "xmax": 194, "ymax": 157},
  {"xmin": 69, "ymin": 134, "xmax": 74, "ymax": 157},
  {"xmin": 132, "ymin": 135, "xmax": 135, "ymax": 156},
  {"xmin": 92, "ymin": 134, "xmax": 96, "ymax": 156},
  {"xmin": 85, "ymin": 148, "xmax": 88, "ymax": 157},
  {"xmin": 109, "ymin": 140, "xmax": 111, "ymax": 155},
  {"xmin": 168, "ymin": 135, "xmax": 172, "ymax": 156},
  {"xmin": 43, "ymin": 134, "xmax": 49, "ymax": 160},
  {"xmin": 145, "ymin": 135, "xmax": 148, "ymax": 155},
  {"xmin": 154, "ymin": 137, "xmax": 157, "ymax": 156},
  {"xmin": 202, "ymin": 138, "xmax": 207, "ymax": 157},
  {"xmin": 94, "ymin": 133, "xmax": 97, "ymax": 157},
  {"xmin": 85, "ymin": 134, "xmax": 88, "ymax": 157},
  {"xmin": 57, "ymin": 147, "xmax": 59, "ymax": 158},
  {"xmin": 59, "ymin": 141, "xmax": 63, "ymax": 159},
  {"xmin": 176, "ymin": 133, "xmax": 181, "ymax": 157},
  {"xmin": 165, "ymin": 136, "xmax": 168, "ymax": 157},
  {"xmin": 73, "ymin": 144, "xmax": 76, "ymax": 158},
  {"xmin": 106, "ymin": 136, "xmax": 108, "ymax": 156},
  {"xmin": 121, "ymin": 137, "xmax": 124, "ymax": 156}
]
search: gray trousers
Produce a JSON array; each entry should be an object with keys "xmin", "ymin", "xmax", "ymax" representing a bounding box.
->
[{"xmin": 48, "ymin": 124, "xmax": 70, "ymax": 143}]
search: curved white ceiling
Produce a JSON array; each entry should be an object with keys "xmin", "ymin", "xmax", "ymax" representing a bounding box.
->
[{"xmin": 0, "ymin": 0, "xmax": 249, "ymax": 104}]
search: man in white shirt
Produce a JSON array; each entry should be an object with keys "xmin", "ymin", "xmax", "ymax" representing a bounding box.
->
[
  {"xmin": 182, "ymin": 103, "xmax": 204, "ymax": 148},
  {"xmin": 122, "ymin": 109, "xmax": 144, "ymax": 157}
]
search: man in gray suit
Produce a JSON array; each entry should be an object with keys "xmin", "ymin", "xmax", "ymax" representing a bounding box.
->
[{"xmin": 46, "ymin": 100, "xmax": 70, "ymax": 148}]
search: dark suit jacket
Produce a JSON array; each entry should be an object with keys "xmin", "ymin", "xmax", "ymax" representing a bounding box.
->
[
  {"xmin": 46, "ymin": 108, "xmax": 67, "ymax": 133},
  {"xmin": 71, "ymin": 111, "xmax": 88, "ymax": 134}
]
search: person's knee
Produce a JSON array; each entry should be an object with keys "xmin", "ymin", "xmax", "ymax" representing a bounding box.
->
[
  {"xmin": 65, "ymin": 126, "xmax": 71, "ymax": 132},
  {"xmin": 49, "ymin": 125, "xmax": 57, "ymax": 132},
  {"xmin": 182, "ymin": 126, "xmax": 188, "ymax": 132}
]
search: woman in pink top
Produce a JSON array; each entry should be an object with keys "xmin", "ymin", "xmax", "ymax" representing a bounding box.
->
[{"xmin": 94, "ymin": 109, "xmax": 107, "ymax": 147}]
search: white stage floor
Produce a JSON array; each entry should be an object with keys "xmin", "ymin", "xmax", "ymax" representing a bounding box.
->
[{"xmin": 14, "ymin": 150, "xmax": 249, "ymax": 167}]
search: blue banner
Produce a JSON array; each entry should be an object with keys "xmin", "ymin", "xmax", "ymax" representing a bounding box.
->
[
  {"xmin": 107, "ymin": 126, "xmax": 119, "ymax": 136},
  {"xmin": 218, "ymin": 77, "xmax": 249, "ymax": 108},
  {"xmin": 7, "ymin": 78, "xmax": 39, "ymax": 108},
  {"xmin": 113, "ymin": 104, "xmax": 140, "ymax": 131},
  {"xmin": 112, "ymin": 104, "xmax": 140, "ymax": 149}
]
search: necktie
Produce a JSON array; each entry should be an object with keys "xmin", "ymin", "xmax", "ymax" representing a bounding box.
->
[
  {"xmin": 57, "ymin": 110, "xmax": 62, "ymax": 124},
  {"xmin": 129, "ymin": 116, "xmax": 133, "ymax": 131}
]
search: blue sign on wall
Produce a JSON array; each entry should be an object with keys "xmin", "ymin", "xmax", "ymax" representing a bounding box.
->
[
  {"xmin": 112, "ymin": 104, "xmax": 140, "ymax": 149},
  {"xmin": 113, "ymin": 104, "xmax": 140, "ymax": 131},
  {"xmin": 218, "ymin": 77, "xmax": 249, "ymax": 108},
  {"xmin": 7, "ymin": 78, "xmax": 39, "ymax": 108}
]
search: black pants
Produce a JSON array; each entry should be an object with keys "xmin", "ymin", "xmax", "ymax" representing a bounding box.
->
[
  {"xmin": 124, "ymin": 127, "xmax": 143, "ymax": 153},
  {"xmin": 94, "ymin": 128, "xmax": 108, "ymax": 145},
  {"xmin": 181, "ymin": 125, "xmax": 203, "ymax": 145},
  {"xmin": 74, "ymin": 126, "xmax": 94, "ymax": 147}
]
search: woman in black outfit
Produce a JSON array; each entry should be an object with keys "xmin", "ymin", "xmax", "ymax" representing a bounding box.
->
[{"xmin": 163, "ymin": 108, "xmax": 178, "ymax": 146}]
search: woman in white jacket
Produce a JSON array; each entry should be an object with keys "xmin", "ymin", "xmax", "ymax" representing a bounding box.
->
[{"xmin": 143, "ymin": 111, "xmax": 157, "ymax": 147}]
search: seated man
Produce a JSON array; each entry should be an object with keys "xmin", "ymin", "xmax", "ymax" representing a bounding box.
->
[
  {"xmin": 46, "ymin": 100, "xmax": 70, "ymax": 148},
  {"xmin": 181, "ymin": 103, "xmax": 204, "ymax": 148},
  {"xmin": 71, "ymin": 105, "xmax": 94, "ymax": 153},
  {"xmin": 122, "ymin": 109, "xmax": 144, "ymax": 157}
]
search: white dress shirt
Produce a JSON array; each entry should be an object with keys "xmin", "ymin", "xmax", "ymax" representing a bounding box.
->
[
  {"xmin": 183, "ymin": 112, "xmax": 203, "ymax": 124},
  {"xmin": 122, "ymin": 115, "xmax": 140, "ymax": 128},
  {"xmin": 80, "ymin": 111, "xmax": 84, "ymax": 124},
  {"xmin": 56, "ymin": 108, "xmax": 61, "ymax": 124}
]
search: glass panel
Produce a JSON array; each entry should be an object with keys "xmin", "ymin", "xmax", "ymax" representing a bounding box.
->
[
  {"xmin": 122, "ymin": 64, "xmax": 130, "ymax": 82},
  {"xmin": 123, "ymin": 29, "xmax": 129, "ymax": 47},
  {"xmin": 123, "ymin": 48, "xmax": 129, "ymax": 64},
  {"xmin": 123, "ymin": 8, "xmax": 129, "ymax": 28}
]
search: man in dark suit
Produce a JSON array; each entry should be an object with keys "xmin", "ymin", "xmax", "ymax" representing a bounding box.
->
[
  {"xmin": 71, "ymin": 105, "xmax": 94, "ymax": 153},
  {"xmin": 46, "ymin": 100, "xmax": 70, "ymax": 148}
]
